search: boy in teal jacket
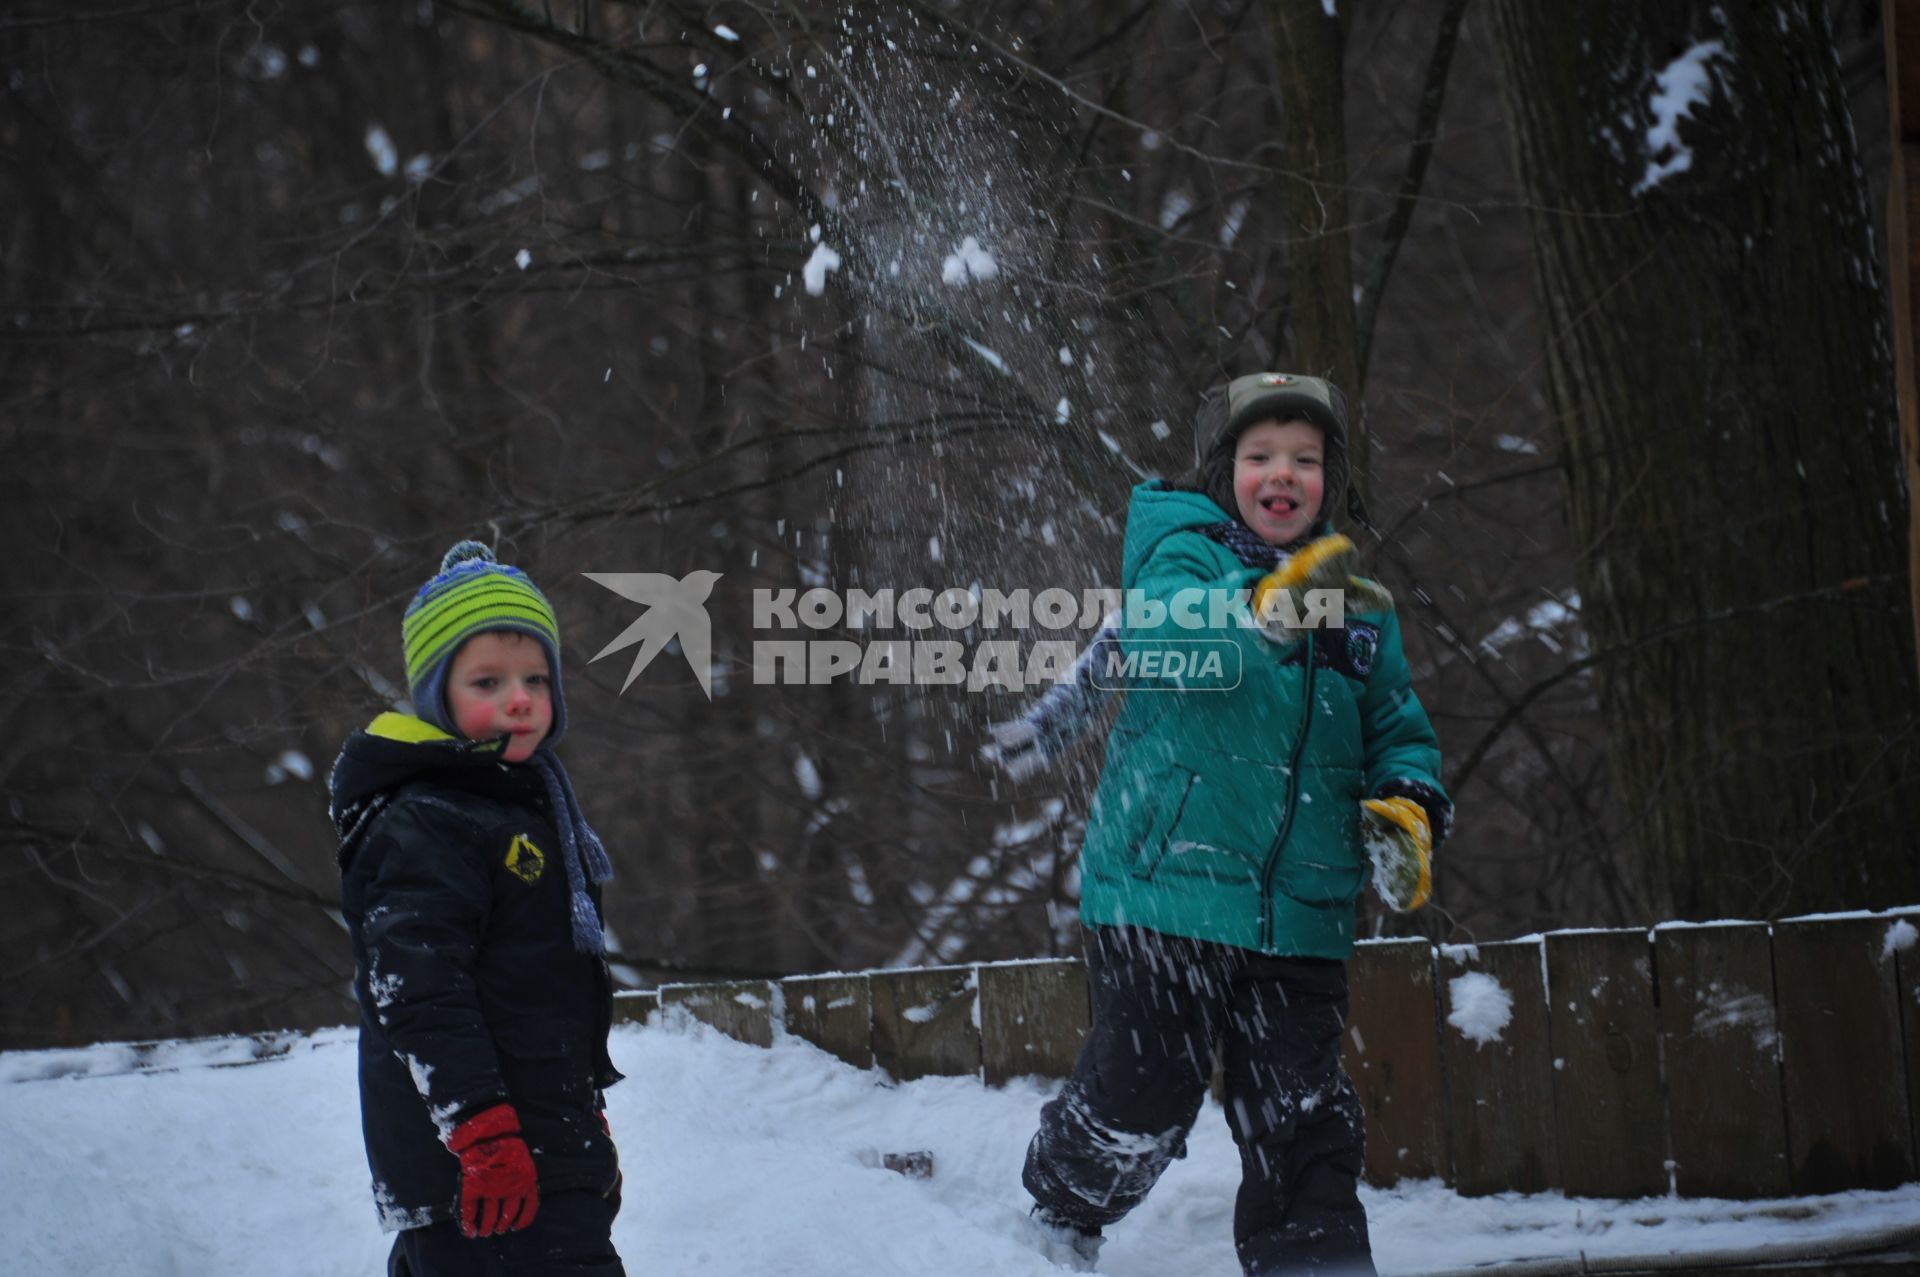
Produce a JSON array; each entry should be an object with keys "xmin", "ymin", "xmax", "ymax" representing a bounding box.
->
[{"xmin": 1008, "ymin": 374, "xmax": 1450, "ymax": 1275}]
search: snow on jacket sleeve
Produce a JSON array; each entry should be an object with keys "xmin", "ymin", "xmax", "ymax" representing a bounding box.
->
[
  {"xmin": 357, "ymin": 797, "xmax": 511, "ymax": 1140},
  {"xmin": 1356, "ymin": 607, "xmax": 1453, "ymax": 846}
]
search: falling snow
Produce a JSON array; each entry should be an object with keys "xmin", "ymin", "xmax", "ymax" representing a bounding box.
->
[
  {"xmin": 264, "ymin": 750, "xmax": 314, "ymax": 785},
  {"xmin": 363, "ymin": 125, "xmax": 397, "ymax": 177}
]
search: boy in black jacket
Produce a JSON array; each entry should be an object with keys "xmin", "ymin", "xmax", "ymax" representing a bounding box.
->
[{"xmin": 330, "ymin": 540, "xmax": 625, "ymax": 1277}]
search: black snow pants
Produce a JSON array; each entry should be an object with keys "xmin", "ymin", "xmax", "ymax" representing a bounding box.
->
[
  {"xmin": 386, "ymin": 1190, "xmax": 625, "ymax": 1277},
  {"xmin": 1023, "ymin": 925, "xmax": 1375, "ymax": 1277}
]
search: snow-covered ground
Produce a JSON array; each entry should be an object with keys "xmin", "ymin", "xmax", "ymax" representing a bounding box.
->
[{"xmin": 3, "ymin": 1016, "xmax": 1917, "ymax": 1276}]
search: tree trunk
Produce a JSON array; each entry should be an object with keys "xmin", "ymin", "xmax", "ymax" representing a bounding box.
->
[
  {"xmin": 1884, "ymin": 0, "xmax": 1920, "ymax": 682},
  {"xmin": 1486, "ymin": 0, "xmax": 1920, "ymax": 917},
  {"xmin": 1270, "ymin": 0, "xmax": 1366, "ymax": 502}
]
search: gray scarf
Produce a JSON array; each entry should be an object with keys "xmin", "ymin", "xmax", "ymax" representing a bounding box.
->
[{"xmin": 527, "ymin": 748, "xmax": 615, "ymax": 954}]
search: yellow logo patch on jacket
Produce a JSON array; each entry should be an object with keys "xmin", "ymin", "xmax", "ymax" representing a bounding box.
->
[{"xmin": 505, "ymin": 833, "xmax": 546, "ymax": 885}]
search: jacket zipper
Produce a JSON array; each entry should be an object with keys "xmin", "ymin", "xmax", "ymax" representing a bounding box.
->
[{"xmin": 1258, "ymin": 634, "xmax": 1317, "ymax": 951}]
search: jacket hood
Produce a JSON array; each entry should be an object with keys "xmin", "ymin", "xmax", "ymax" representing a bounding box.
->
[
  {"xmin": 326, "ymin": 712, "xmax": 515, "ymax": 838},
  {"xmin": 1121, "ymin": 482, "xmax": 1239, "ymax": 585}
]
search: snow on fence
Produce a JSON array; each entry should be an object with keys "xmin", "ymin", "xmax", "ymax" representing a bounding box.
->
[{"xmin": 623, "ymin": 912, "xmax": 1920, "ymax": 1202}]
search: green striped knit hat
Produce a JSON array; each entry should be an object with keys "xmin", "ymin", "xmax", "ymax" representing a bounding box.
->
[{"xmin": 402, "ymin": 540, "xmax": 566, "ymax": 746}]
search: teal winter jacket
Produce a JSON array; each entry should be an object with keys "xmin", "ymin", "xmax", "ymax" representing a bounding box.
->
[{"xmin": 1077, "ymin": 482, "xmax": 1446, "ymax": 958}]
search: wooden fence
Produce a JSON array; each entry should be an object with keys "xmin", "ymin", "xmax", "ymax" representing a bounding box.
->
[{"xmin": 620, "ymin": 913, "xmax": 1920, "ymax": 1200}]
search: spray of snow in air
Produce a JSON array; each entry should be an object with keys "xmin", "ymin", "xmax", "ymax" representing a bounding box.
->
[{"xmin": 747, "ymin": 4, "xmax": 1172, "ymax": 948}]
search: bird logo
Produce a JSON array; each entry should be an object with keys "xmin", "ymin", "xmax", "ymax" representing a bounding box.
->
[{"xmin": 582, "ymin": 570, "xmax": 724, "ymax": 700}]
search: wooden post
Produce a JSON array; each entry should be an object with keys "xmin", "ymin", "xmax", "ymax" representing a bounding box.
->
[
  {"xmin": 1343, "ymin": 939, "xmax": 1446, "ymax": 1186},
  {"xmin": 1654, "ymin": 923, "xmax": 1790, "ymax": 1198},
  {"xmin": 1544, "ymin": 930, "xmax": 1665, "ymax": 1198},
  {"xmin": 782, "ymin": 973, "xmax": 872, "ymax": 1070},
  {"xmin": 869, "ymin": 966, "xmax": 980, "ymax": 1082},
  {"xmin": 1438, "ymin": 941, "xmax": 1557, "ymax": 1194},
  {"xmin": 610, "ymin": 990, "xmax": 659, "ymax": 1027},
  {"xmin": 977, "ymin": 959, "xmax": 1089, "ymax": 1086},
  {"xmin": 658, "ymin": 980, "xmax": 775, "ymax": 1048},
  {"xmin": 1773, "ymin": 917, "xmax": 1914, "ymax": 1191},
  {"xmin": 1895, "ymin": 912, "xmax": 1920, "ymax": 1174},
  {"xmin": 1886, "ymin": 0, "xmax": 1920, "ymax": 678}
]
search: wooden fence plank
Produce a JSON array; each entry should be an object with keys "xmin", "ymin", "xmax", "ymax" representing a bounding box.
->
[
  {"xmin": 1896, "ymin": 912, "xmax": 1920, "ymax": 1178},
  {"xmin": 1343, "ymin": 939, "xmax": 1445, "ymax": 1186},
  {"xmin": 870, "ymin": 966, "xmax": 980, "ymax": 1082},
  {"xmin": 1655, "ymin": 923, "xmax": 1788, "ymax": 1198},
  {"xmin": 1774, "ymin": 917, "xmax": 1914, "ymax": 1192},
  {"xmin": 977, "ymin": 959, "xmax": 1088, "ymax": 1086},
  {"xmin": 1545, "ymin": 930, "xmax": 1666, "ymax": 1198},
  {"xmin": 611, "ymin": 990, "xmax": 658, "ymax": 1027},
  {"xmin": 1439, "ymin": 940, "xmax": 1557, "ymax": 1195},
  {"xmin": 659, "ymin": 980, "xmax": 774, "ymax": 1048},
  {"xmin": 782, "ymin": 973, "xmax": 872, "ymax": 1070}
]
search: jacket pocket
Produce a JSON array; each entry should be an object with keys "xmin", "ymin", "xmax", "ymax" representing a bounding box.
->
[
  {"xmin": 491, "ymin": 1018, "xmax": 593, "ymax": 1121},
  {"xmin": 1272, "ymin": 765, "xmax": 1366, "ymax": 906},
  {"xmin": 1129, "ymin": 767, "xmax": 1197, "ymax": 880},
  {"xmin": 1130, "ymin": 768, "xmax": 1264, "ymax": 885}
]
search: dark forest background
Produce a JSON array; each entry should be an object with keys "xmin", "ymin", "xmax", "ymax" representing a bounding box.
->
[{"xmin": 4, "ymin": 0, "xmax": 1915, "ymax": 1049}]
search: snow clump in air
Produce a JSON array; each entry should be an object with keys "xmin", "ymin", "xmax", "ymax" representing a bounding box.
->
[
  {"xmin": 1447, "ymin": 972, "xmax": 1514, "ymax": 1047},
  {"xmin": 364, "ymin": 124, "xmax": 398, "ymax": 177},
  {"xmin": 1633, "ymin": 40, "xmax": 1727, "ymax": 194},
  {"xmin": 941, "ymin": 236, "xmax": 998, "ymax": 285},
  {"xmin": 803, "ymin": 225, "xmax": 842, "ymax": 295},
  {"xmin": 264, "ymin": 750, "xmax": 313, "ymax": 785}
]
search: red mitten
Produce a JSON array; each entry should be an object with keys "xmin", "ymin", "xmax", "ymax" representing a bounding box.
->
[{"xmin": 446, "ymin": 1103, "xmax": 540, "ymax": 1238}]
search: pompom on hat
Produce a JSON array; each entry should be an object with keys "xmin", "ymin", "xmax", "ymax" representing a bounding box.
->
[{"xmin": 402, "ymin": 540, "xmax": 568, "ymax": 746}]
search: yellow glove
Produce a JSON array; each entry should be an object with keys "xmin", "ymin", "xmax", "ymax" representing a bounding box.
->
[
  {"xmin": 1360, "ymin": 796, "xmax": 1432, "ymax": 911},
  {"xmin": 1253, "ymin": 535, "xmax": 1353, "ymax": 615},
  {"xmin": 1251, "ymin": 536, "xmax": 1393, "ymax": 640}
]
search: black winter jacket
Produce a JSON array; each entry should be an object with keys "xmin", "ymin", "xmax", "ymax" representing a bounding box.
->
[{"xmin": 330, "ymin": 713, "xmax": 621, "ymax": 1231}]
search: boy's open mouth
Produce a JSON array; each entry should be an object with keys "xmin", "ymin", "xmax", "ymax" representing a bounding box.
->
[{"xmin": 1260, "ymin": 495, "xmax": 1299, "ymax": 517}]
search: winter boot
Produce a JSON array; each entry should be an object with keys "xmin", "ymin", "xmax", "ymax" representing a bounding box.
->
[{"xmin": 1029, "ymin": 1204, "xmax": 1104, "ymax": 1272}]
